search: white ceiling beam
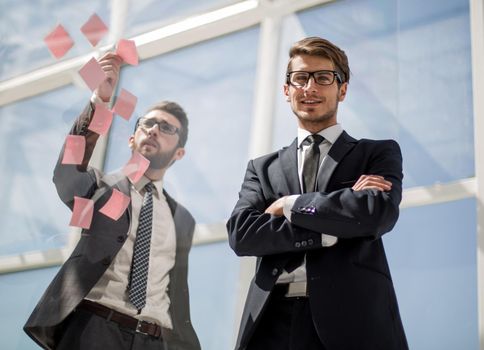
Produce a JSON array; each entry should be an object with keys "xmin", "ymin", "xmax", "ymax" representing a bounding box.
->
[{"xmin": 0, "ymin": 0, "xmax": 334, "ymax": 107}]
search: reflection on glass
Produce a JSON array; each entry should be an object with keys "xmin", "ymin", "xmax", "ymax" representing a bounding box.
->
[
  {"xmin": 385, "ymin": 199, "xmax": 478, "ymax": 349},
  {"xmin": 274, "ymin": 0, "xmax": 473, "ymax": 188},
  {"xmin": 0, "ymin": 0, "xmax": 109, "ymax": 80},
  {"xmin": 0, "ymin": 86, "xmax": 90, "ymax": 255},
  {"xmin": 105, "ymin": 26, "xmax": 259, "ymax": 223}
]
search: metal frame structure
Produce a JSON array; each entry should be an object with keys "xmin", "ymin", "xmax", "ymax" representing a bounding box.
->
[
  {"xmin": 0, "ymin": 0, "xmax": 482, "ymax": 347},
  {"xmin": 470, "ymin": 0, "xmax": 484, "ymax": 346}
]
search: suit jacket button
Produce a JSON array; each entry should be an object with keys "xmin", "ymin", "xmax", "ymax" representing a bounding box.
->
[
  {"xmin": 102, "ymin": 257, "xmax": 111, "ymax": 266},
  {"xmin": 272, "ymin": 268, "xmax": 279, "ymax": 276},
  {"xmin": 308, "ymin": 239, "xmax": 314, "ymax": 245},
  {"xmin": 301, "ymin": 241, "xmax": 307, "ymax": 247},
  {"xmin": 117, "ymin": 235, "xmax": 125, "ymax": 243},
  {"xmin": 295, "ymin": 242, "xmax": 301, "ymax": 248}
]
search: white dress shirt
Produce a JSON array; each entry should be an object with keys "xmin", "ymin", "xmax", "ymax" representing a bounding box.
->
[{"xmin": 86, "ymin": 175, "xmax": 176, "ymax": 329}]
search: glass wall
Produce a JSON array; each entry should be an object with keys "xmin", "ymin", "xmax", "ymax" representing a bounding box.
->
[
  {"xmin": 0, "ymin": 87, "xmax": 90, "ymax": 255},
  {"xmin": 104, "ymin": 27, "xmax": 259, "ymax": 223},
  {"xmin": 125, "ymin": 0, "xmax": 239, "ymax": 38},
  {"xmin": 387, "ymin": 199, "xmax": 478, "ymax": 349},
  {"xmin": 0, "ymin": 0, "xmax": 110, "ymax": 80},
  {"xmin": 0, "ymin": 266, "xmax": 60, "ymax": 350}
]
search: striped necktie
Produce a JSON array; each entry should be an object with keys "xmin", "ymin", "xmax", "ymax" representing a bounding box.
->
[{"xmin": 129, "ymin": 182, "xmax": 154, "ymax": 310}]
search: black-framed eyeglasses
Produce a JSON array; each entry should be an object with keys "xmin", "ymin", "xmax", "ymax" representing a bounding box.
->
[
  {"xmin": 286, "ymin": 70, "xmax": 342, "ymax": 87},
  {"xmin": 137, "ymin": 117, "xmax": 179, "ymax": 135}
]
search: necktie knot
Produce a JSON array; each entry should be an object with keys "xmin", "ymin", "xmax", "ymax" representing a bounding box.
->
[
  {"xmin": 303, "ymin": 134, "xmax": 324, "ymax": 147},
  {"xmin": 144, "ymin": 182, "xmax": 154, "ymax": 193}
]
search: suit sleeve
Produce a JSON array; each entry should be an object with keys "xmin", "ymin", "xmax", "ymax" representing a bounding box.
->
[
  {"xmin": 53, "ymin": 103, "xmax": 102, "ymax": 209},
  {"xmin": 227, "ymin": 159, "xmax": 324, "ymax": 257},
  {"xmin": 290, "ymin": 139, "xmax": 403, "ymax": 240}
]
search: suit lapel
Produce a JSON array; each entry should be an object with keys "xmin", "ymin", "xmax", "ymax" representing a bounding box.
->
[
  {"xmin": 316, "ymin": 131, "xmax": 357, "ymax": 192},
  {"xmin": 279, "ymin": 139, "xmax": 302, "ymax": 195},
  {"xmin": 163, "ymin": 190, "xmax": 178, "ymax": 216}
]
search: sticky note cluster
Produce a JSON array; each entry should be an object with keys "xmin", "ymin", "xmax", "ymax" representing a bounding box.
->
[
  {"xmin": 70, "ymin": 188, "xmax": 132, "ymax": 228},
  {"xmin": 50, "ymin": 14, "xmax": 145, "ymax": 229},
  {"xmin": 64, "ymin": 148, "xmax": 149, "ymax": 228},
  {"xmin": 44, "ymin": 13, "xmax": 108, "ymax": 59}
]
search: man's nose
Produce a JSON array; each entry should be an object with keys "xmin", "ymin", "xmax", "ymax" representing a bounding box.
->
[
  {"xmin": 304, "ymin": 76, "xmax": 318, "ymax": 91},
  {"xmin": 147, "ymin": 124, "xmax": 159, "ymax": 136}
]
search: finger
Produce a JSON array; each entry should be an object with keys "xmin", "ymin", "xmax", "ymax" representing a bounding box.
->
[
  {"xmin": 98, "ymin": 58, "xmax": 123, "ymax": 70},
  {"xmin": 359, "ymin": 185, "xmax": 387, "ymax": 191},
  {"xmin": 99, "ymin": 51, "xmax": 122, "ymax": 61},
  {"xmin": 364, "ymin": 180, "xmax": 391, "ymax": 189},
  {"xmin": 99, "ymin": 63, "xmax": 121, "ymax": 73},
  {"xmin": 353, "ymin": 181, "xmax": 391, "ymax": 191}
]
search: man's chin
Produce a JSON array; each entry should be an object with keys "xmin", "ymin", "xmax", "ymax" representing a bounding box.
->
[{"xmin": 297, "ymin": 111, "xmax": 324, "ymax": 121}]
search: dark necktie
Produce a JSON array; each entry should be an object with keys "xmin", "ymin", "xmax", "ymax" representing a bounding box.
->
[
  {"xmin": 302, "ymin": 134, "xmax": 324, "ymax": 193},
  {"xmin": 129, "ymin": 182, "xmax": 154, "ymax": 310},
  {"xmin": 285, "ymin": 134, "xmax": 325, "ymax": 273}
]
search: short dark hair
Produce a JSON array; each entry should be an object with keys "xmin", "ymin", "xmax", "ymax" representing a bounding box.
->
[
  {"xmin": 134, "ymin": 101, "xmax": 188, "ymax": 147},
  {"xmin": 286, "ymin": 37, "xmax": 350, "ymax": 84}
]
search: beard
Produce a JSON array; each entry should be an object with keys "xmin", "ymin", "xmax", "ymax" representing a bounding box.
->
[
  {"xmin": 135, "ymin": 139, "xmax": 178, "ymax": 170},
  {"xmin": 145, "ymin": 147, "xmax": 178, "ymax": 170}
]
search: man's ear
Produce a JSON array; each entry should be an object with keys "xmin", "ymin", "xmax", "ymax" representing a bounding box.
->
[
  {"xmin": 284, "ymin": 84, "xmax": 290, "ymax": 101},
  {"xmin": 173, "ymin": 147, "xmax": 185, "ymax": 161},
  {"xmin": 128, "ymin": 135, "xmax": 135, "ymax": 150},
  {"xmin": 338, "ymin": 82, "xmax": 348, "ymax": 102},
  {"xmin": 167, "ymin": 147, "xmax": 186, "ymax": 167}
]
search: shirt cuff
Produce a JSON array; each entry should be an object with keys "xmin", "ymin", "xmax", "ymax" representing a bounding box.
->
[
  {"xmin": 90, "ymin": 92, "xmax": 110, "ymax": 107},
  {"xmin": 283, "ymin": 195, "xmax": 300, "ymax": 222},
  {"xmin": 321, "ymin": 234, "xmax": 338, "ymax": 247}
]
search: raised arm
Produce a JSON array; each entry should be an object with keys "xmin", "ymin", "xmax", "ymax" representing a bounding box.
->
[
  {"xmin": 227, "ymin": 159, "xmax": 323, "ymax": 257},
  {"xmin": 53, "ymin": 52, "xmax": 122, "ymax": 209}
]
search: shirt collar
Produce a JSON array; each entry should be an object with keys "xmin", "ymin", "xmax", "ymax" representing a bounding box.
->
[
  {"xmin": 130, "ymin": 175, "xmax": 163, "ymax": 198},
  {"xmin": 297, "ymin": 124, "xmax": 344, "ymax": 149}
]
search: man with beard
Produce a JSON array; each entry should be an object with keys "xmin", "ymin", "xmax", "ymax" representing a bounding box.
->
[
  {"xmin": 227, "ymin": 37, "xmax": 408, "ymax": 349},
  {"xmin": 24, "ymin": 52, "xmax": 200, "ymax": 350}
]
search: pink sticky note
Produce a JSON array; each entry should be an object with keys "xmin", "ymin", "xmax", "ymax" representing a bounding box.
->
[
  {"xmin": 123, "ymin": 151, "xmax": 150, "ymax": 183},
  {"xmin": 112, "ymin": 88, "xmax": 137, "ymax": 120},
  {"xmin": 62, "ymin": 135, "xmax": 86, "ymax": 165},
  {"xmin": 78, "ymin": 57, "xmax": 107, "ymax": 91},
  {"xmin": 80, "ymin": 13, "xmax": 108, "ymax": 47},
  {"xmin": 69, "ymin": 196, "xmax": 94, "ymax": 229},
  {"xmin": 44, "ymin": 24, "xmax": 74, "ymax": 59},
  {"xmin": 116, "ymin": 39, "xmax": 139, "ymax": 65},
  {"xmin": 99, "ymin": 189, "xmax": 131, "ymax": 220},
  {"xmin": 88, "ymin": 104, "xmax": 114, "ymax": 135}
]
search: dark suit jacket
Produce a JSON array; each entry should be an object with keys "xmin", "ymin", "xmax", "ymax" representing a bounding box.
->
[
  {"xmin": 227, "ymin": 131, "xmax": 408, "ymax": 350},
  {"xmin": 24, "ymin": 104, "xmax": 200, "ymax": 350}
]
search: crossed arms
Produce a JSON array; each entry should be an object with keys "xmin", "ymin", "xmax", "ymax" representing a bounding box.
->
[{"xmin": 227, "ymin": 140, "xmax": 403, "ymax": 257}]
